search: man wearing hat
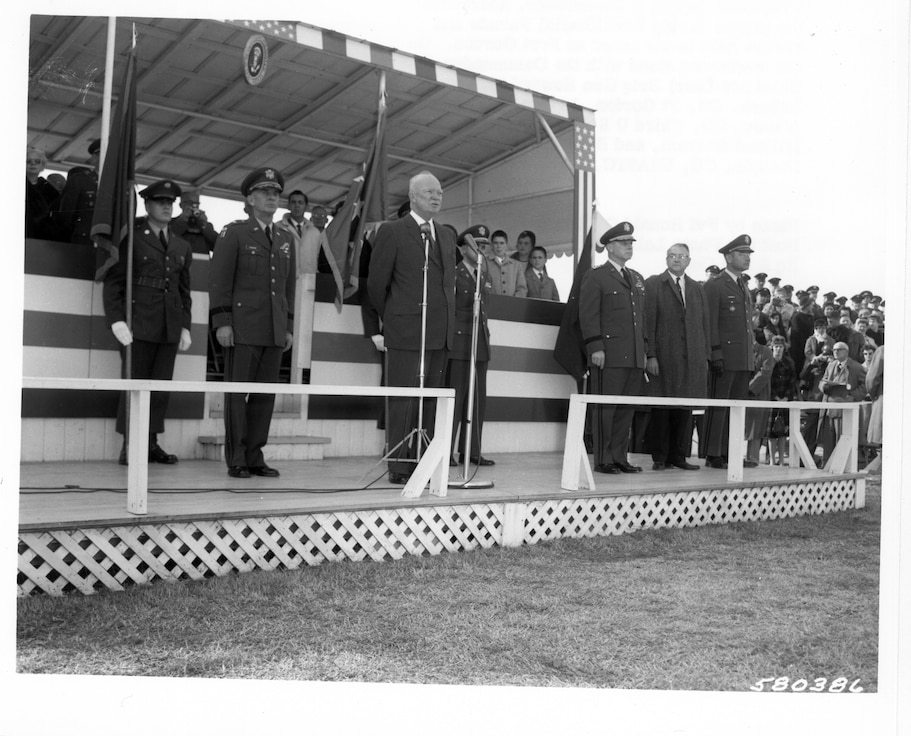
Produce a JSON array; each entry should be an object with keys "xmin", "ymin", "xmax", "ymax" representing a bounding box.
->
[
  {"xmin": 579, "ymin": 221, "xmax": 647, "ymax": 474},
  {"xmin": 209, "ymin": 167, "xmax": 296, "ymax": 478},
  {"xmin": 703, "ymin": 265, "xmax": 721, "ymax": 282},
  {"xmin": 701, "ymin": 234, "xmax": 755, "ymax": 469},
  {"xmin": 447, "ymin": 225, "xmax": 494, "ymax": 466},
  {"xmin": 367, "ymin": 171, "xmax": 457, "ymax": 484},
  {"xmin": 56, "ymin": 138, "xmax": 100, "ymax": 244},
  {"xmin": 103, "ymin": 179, "xmax": 193, "ymax": 465},
  {"xmin": 750, "ymin": 272, "xmax": 767, "ymax": 302}
]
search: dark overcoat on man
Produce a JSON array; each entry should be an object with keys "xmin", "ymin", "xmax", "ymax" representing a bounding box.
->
[
  {"xmin": 367, "ymin": 215, "xmax": 457, "ymax": 474},
  {"xmin": 579, "ymin": 260, "xmax": 647, "ymax": 467},
  {"xmin": 103, "ymin": 218, "xmax": 193, "ymax": 435},
  {"xmin": 56, "ymin": 165, "xmax": 97, "ymax": 244},
  {"xmin": 644, "ymin": 270, "xmax": 710, "ymax": 465},
  {"xmin": 209, "ymin": 216, "xmax": 296, "ymax": 468},
  {"xmin": 701, "ymin": 269, "xmax": 754, "ymax": 459},
  {"xmin": 525, "ymin": 265, "xmax": 560, "ymax": 301},
  {"xmin": 644, "ymin": 271, "xmax": 710, "ymax": 398}
]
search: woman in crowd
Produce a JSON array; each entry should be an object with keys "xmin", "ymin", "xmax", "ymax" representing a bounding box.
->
[
  {"xmin": 745, "ymin": 340, "xmax": 774, "ymax": 466},
  {"xmin": 25, "ymin": 145, "xmax": 61, "ymax": 239},
  {"xmin": 763, "ymin": 309, "xmax": 789, "ymax": 346},
  {"xmin": 766, "ymin": 335, "xmax": 799, "ymax": 465}
]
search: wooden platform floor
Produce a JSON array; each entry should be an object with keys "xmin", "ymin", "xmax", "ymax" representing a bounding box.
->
[{"xmin": 17, "ymin": 452, "xmax": 861, "ymax": 531}]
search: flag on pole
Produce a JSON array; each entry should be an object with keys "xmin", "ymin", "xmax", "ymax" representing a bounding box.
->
[
  {"xmin": 91, "ymin": 38, "xmax": 138, "ymax": 282},
  {"xmin": 323, "ymin": 71, "xmax": 388, "ymax": 310},
  {"xmin": 552, "ymin": 220, "xmax": 595, "ymax": 382}
]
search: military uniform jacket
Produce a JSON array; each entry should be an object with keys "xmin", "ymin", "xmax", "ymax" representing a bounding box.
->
[
  {"xmin": 579, "ymin": 261, "xmax": 647, "ymax": 369},
  {"xmin": 703, "ymin": 271, "xmax": 754, "ymax": 371},
  {"xmin": 102, "ymin": 220, "xmax": 192, "ymax": 344},
  {"xmin": 366, "ymin": 216, "xmax": 457, "ymax": 351},
  {"xmin": 451, "ymin": 262, "xmax": 492, "ymax": 362},
  {"xmin": 208, "ymin": 217, "xmax": 295, "ymax": 348}
]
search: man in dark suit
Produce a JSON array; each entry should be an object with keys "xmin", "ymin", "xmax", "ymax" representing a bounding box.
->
[
  {"xmin": 579, "ymin": 221, "xmax": 647, "ymax": 474},
  {"xmin": 644, "ymin": 242, "xmax": 710, "ymax": 470},
  {"xmin": 817, "ymin": 341, "xmax": 867, "ymax": 463},
  {"xmin": 701, "ymin": 234, "xmax": 756, "ymax": 469},
  {"xmin": 367, "ymin": 171, "xmax": 457, "ymax": 484},
  {"xmin": 209, "ymin": 168, "xmax": 295, "ymax": 478},
  {"xmin": 448, "ymin": 225, "xmax": 494, "ymax": 466},
  {"xmin": 103, "ymin": 179, "xmax": 193, "ymax": 465}
]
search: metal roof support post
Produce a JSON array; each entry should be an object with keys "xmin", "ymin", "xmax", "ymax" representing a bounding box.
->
[{"xmin": 535, "ymin": 113, "xmax": 574, "ymax": 173}]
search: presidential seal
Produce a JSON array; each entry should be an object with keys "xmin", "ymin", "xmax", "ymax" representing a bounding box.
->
[{"xmin": 243, "ymin": 35, "xmax": 268, "ymax": 86}]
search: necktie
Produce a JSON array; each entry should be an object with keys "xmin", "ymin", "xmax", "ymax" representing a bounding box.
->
[
  {"xmin": 159, "ymin": 230, "xmax": 168, "ymax": 248},
  {"xmin": 676, "ymin": 276, "xmax": 685, "ymax": 307},
  {"xmin": 621, "ymin": 267, "xmax": 631, "ymax": 286},
  {"xmin": 295, "ymin": 222, "xmax": 302, "ymax": 237},
  {"xmin": 538, "ymin": 271, "xmax": 544, "ymax": 281},
  {"xmin": 265, "ymin": 224, "xmax": 272, "ymax": 244}
]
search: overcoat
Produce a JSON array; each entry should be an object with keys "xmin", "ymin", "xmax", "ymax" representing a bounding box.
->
[{"xmin": 643, "ymin": 270, "xmax": 710, "ymax": 398}]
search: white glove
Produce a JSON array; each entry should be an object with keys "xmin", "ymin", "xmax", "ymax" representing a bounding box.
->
[
  {"xmin": 178, "ymin": 327, "xmax": 192, "ymax": 352},
  {"xmin": 371, "ymin": 334, "xmax": 385, "ymax": 352},
  {"xmin": 111, "ymin": 321, "xmax": 133, "ymax": 346}
]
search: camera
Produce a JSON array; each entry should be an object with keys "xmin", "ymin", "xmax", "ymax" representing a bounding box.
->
[{"xmin": 187, "ymin": 205, "xmax": 202, "ymax": 233}]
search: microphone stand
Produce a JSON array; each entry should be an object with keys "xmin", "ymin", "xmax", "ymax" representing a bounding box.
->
[
  {"xmin": 450, "ymin": 235, "xmax": 494, "ymax": 490},
  {"xmin": 413, "ymin": 223, "xmax": 432, "ymax": 461}
]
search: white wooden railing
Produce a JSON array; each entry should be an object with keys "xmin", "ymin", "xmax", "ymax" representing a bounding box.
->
[
  {"xmin": 20, "ymin": 377, "xmax": 455, "ymax": 513},
  {"xmin": 562, "ymin": 394, "xmax": 865, "ymax": 492}
]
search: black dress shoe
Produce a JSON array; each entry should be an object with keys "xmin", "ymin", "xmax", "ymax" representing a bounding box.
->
[
  {"xmin": 594, "ymin": 463, "xmax": 621, "ymax": 474},
  {"xmin": 228, "ymin": 466, "xmax": 251, "ymax": 478},
  {"xmin": 705, "ymin": 457, "xmax": 728, "ymax": 469},
  {"xmin": 249, "ymin": 465, "xmax": 280, "ymax": 477},
  {"xmin": 149, "ymin": 445, "xmax": 178, "ymax": 464},
  {"xmin": 470, "ymin": 456, "xmax": 495, "ymax": 466},
  {"xmin": 743, "ymin": 460, "xmax": 758, "ymax": 468},
  {"xmin": 669, "ymin": 460, "xmax": 700, "ymax": 470},
  {"xmin": 652, "ymin": 461, "xmax": 666, "ymax": 470},
  {"xmin": 388, "ymin": 472, "xmax": 411, "ymax": 485},
  {"xmin": 616, "ymin": 462, "xmax": 643, "ymax": 473}
]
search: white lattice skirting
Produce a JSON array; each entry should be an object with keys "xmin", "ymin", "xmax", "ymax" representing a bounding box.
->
[{"xmin": 18, "ymin": 479, "xmax": 859, "ymax": 596}]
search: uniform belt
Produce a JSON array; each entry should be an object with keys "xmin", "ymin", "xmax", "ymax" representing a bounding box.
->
[{"xmin": 135, "ymin": 276, "xmax": 170, "ymax": 290}]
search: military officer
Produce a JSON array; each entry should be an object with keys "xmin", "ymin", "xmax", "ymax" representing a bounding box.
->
[
  {"xmin": 579, "ymin": 221, "xmax": 647, "ymax": 474},
  {"xmin": 56, "ymin": 138, "xmax": 100, "ymax": 244},
  {"xmin": 701, "ymin": 234, "xmax": 756, "ymax": 468},
  {"xmin": 209, "ymin": 168, "xmax": 296, "ymax": 478},
  {"xmin": 103, "ymin": 179, "xmax": 193, "ymax": 465},
  {"xmin": 447, "ymin": 225, "xmax": 494, "ymax": 466}
]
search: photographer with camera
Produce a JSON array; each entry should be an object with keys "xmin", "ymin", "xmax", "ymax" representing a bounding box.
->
[{"xmin": 171, "ymin": 189, "xmax": 219, "ymax": 255}]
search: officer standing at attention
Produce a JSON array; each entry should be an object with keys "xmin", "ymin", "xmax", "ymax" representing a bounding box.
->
[
  {"xmin": 103, "ymin": 180, "xmax": 193, "ymax": 465},
  {"xmin": 57, "ymin": 138, "xmax": 100, "ymax": 244},
  {"xmin": 579, "ymin": 221, "xmax": 647, "ymax": 474},
  {"xmin": 209, "ymin": 168, "xmax": 295, "ymax": 478},
  {"xmin": 701, "ymin": 234, "xmax": 756, "ymax": 468}
]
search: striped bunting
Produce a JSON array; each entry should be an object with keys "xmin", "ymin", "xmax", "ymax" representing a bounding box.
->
[{"xmin": 226, "ymin": 20, "xmax": 595, "ymax": 124}]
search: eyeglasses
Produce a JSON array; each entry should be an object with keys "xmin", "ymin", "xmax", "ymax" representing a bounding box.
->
[{"xmin": 667, "ymin": 254, "xmax": 690, "ymax": 260}]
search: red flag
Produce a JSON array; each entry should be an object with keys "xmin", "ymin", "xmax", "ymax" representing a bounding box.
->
[
  {"xmin": 91, "ymin": 43, "xmax": 138, "ymax": 282},
  {"xmin": 324, "ymin": 73, "xmax": 388, "ymax": 309}
]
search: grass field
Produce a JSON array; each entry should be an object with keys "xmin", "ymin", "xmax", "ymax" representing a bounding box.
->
[{"xmin": 16, "ymin": 479, "xmax": 881, "ymax": 691}]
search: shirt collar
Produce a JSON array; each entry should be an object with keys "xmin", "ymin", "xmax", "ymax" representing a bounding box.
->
[{"xmin": 409, "ymin": 211, "xmax": 435, "ymax": 239}]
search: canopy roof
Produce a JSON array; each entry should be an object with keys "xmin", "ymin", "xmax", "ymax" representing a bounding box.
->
[{"xmin": 28, "ymin": 16, "xmax": 595, "ymax": 214}]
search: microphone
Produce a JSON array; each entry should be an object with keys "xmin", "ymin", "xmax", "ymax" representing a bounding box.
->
[{"xmin": 419, "ymin": 222, "xmax": 432, "ymax": 242}]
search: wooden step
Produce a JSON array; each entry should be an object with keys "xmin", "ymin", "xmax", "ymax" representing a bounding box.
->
[{"xmin": 197, "ymin": 434, "xmax": 330, "ymax": 462}]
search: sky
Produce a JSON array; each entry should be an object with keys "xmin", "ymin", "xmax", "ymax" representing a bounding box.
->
[
  {"xmin": 168, "ymin": 0, "xmax": 908, "ymax": 305},
  {"xmin": 7, "ymin": 2, "xmax": 910, "ymax": 732}
]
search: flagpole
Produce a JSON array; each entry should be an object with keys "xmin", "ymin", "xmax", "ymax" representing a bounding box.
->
[
  {"xmin": 124, "ymin": 26, "xmax": 136, "ymax": 400},
  {"xmin": 100, "ymin": 18, "xmax": 116, "ymax": 171}
]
